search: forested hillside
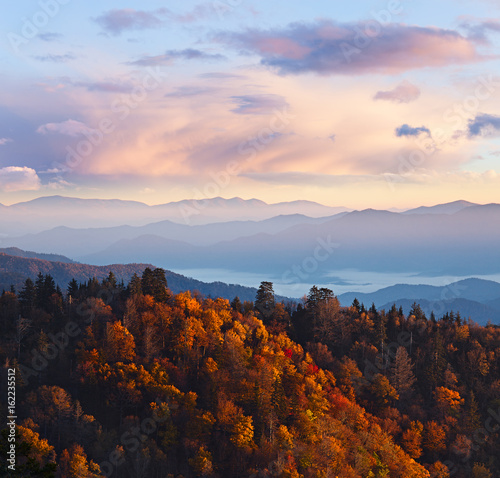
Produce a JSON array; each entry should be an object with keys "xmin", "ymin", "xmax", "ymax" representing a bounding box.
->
[
  {"xmin": 0, "ymin": 270, "xmax": 498, "ymax": 477},
  {"xmin": 0, "ymin": 253, "xmax": 263, "ymax": 302}
]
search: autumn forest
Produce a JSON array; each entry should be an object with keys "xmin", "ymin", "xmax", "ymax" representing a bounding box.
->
[{"xmin": 0, "ymin": 268, "xmax": 499, "ymax": 478}]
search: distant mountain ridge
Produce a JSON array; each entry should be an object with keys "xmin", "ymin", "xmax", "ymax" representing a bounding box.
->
[
  {"xmin": 0, "ymin": 247, "xmax": 77, "ymax": 264},
  {"xmin": 4, "ymin": 213, "xmax": 338, "ymax": 257},
  {"xmin": 72, "ymin": 203, "xmax": 500, "ymax": 278},
  {"xmin": 0, "ymin": 195, "xmax": 349, "ymax": 235},
  {"xmin": 403, "ymin": 200, "xmax": 477, "ymax": 215},
  {"xmin": 338, "ymin": 278, "xmax": 500, "ymax": 306},
  {"xmin": 379, "ymin": 298, "xmax": 500, "ymax": 326},
  {"xmin": 4, "ymin": 201, "xmax": 500, "ymax": 279},
  {"xmin": 338, "ymin": 278, "xmax": 500, "ymax": 325}
]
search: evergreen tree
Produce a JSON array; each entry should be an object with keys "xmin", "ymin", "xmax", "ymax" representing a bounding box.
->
[
  {"xmin": 19, "ymin": 278, "xmax": 36, "ymax": 315},
  {"xmin": 141, "ymin": 267, "xmax": 169, "ymax": 302},
  {"xmin": 67, "ymin": 279, "xmax": 79, "ymax": 299},
  {"xmin": 231, "ymin": 296, "xmax": 243, "ymax": 313},
  {"xmin": 390, "ymin": 346, "xmax": 416, "ymax": 403},
  {"xmin": 255, "ymin": 281, "xmax": 275, "ymax": 320},
  {"xmin": 129, "ymin": 273, "xmax": 142, "ymax": 296},
  {"xmin": 352, "ymin": 297, "xmax": 361, "ymax": 313}
]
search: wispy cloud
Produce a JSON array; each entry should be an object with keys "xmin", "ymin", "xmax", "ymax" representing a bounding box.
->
[
  {"xmin": 129, "ymin": 49, "xmax": 225, "ymax": 66},
  {"xmin": 94, "ymin": 4, "xmax": 223, "ymax": 36},
  {"xmin": 395, "ymin": 124, "xmax": 431, "ymax": 137},
  {"xmin": 36, "ymin": 119, "xmax": 94, "ymax": 137},
  {"xmin": 0, "ymin": 138, "xmax": 13, "ymax": 146},
  {"xmin": 199, "ymin": 72, "xmax": 246, "ymax": 80},
  {"xmin": 169, "ymin": 3, "xmax": 215, "ymax": 23},
  {"xmin": 0, "ymin": 167, "xmax": 41, "ymax": 192},
  {"xmin": 468, "ymin": 113, "xmax": 500, "ymax": 137},
  {"xmin": 94, "ymin": 8, "xmax": 167, "ymax": 35},
  {"xmin": 32, "ymin": 53, "xmax": 77, "ymax": 63},
  {"xmin": 219, "ymin": 21, "xmax": 484, "ymax": 75},
  {"xmin": 164, "ymin": 86, "xmax": 219, "ymax": 98},
  {"xmin": 460, "ymin": 19, "xmax": 500, "ymax": 43},
  {"xmin": 37, "ymin": 32, "xmax": 63, "ymax": 42},
  {"xmin": 72, "ymin": 80, "xmax": 134, "ymax": 93},
  {"xmin": 231, "ymin": 94, "xmax": 288, "ymax": 115},
  {"xmin": 374, "ymin": 80, "xmax": 421, "ymax": 103}
]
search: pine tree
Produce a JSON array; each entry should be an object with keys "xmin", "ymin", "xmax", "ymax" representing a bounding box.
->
[
  {"xmin": 129, "ymin": 273, "xmax": 142, "ymax": 296},
  {"xmin": 141, "ymin": 267, "xmax": 169, "ymax": 302},
  {"xmin": 255, "ymin": 281, "xmax": 275, "ymax": 321},
  {"xmin": 231, "ymin": 296, "xmax": 243, "ymax": 313},
  {"xmin": 390, "ymin": 346, "xmax": 416, "ymax": 403},
  {"xmin": 19, "ymin": 278, "xmax": 36, "ymax": 315}
]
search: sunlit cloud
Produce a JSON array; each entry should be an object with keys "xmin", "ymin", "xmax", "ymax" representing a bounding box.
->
[
  {"xmin": 374, "ymin": 81, "xmax": 421, "ymax": 103},
  {"xmin": 0, "ymin": 167, "xmax": 41, "ymax": 192},
  {"xmin": 220, "ymin": 21, "xmax": 485, "ymax": 75},
  {"xmin": 37, "ymin": 119, "xmax": 95, "ymax": 137}
]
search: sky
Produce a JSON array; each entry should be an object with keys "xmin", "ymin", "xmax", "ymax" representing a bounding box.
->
[{"xmin": 1, "ymin": 0, "xmax": 500, "ymax": 209}]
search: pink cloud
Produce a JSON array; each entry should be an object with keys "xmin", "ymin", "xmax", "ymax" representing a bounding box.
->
[
  {"xmin": 0, "ymin": 167, "xmax": 41, "ymax": 192},
  {"xmin": 37, "ymin": 119, "xmax": 94, "ymax": 137},
  {"xmin": 220, "ymin": 21, "xmax": 487, "ymax": 75},
  {"xmin": 374, "ymin": 80, "xmax": 421, "ymax": 103}
]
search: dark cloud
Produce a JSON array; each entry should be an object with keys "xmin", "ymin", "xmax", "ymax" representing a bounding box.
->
[
  {"xmin": 468, "ymin": 113, "xmax": 500, "ymax": 137},
  {"xmin": 230, "ymin": 94, "xmax": 288, "ymax": 115},
  {"xmin": 129, "ymin": 49, "xmax": 225, "ymax": 66},
  {"xmin": 218, "ymin": 21, "xmax": 483, "ymax": 76},
  {"xmin": 395, "ymin": 124, "xmax": 431, "ymax": 137},
  {"xmin": 374, "ymin": 80, "xmax": 421, "ymax": 103},
  {"xmin": 32, "ymin": 53, "xmax": 76, "ymax": 63},
  {"xmin": 94, "ymin": 8, "xmax": 167, "ymax": 35}
]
